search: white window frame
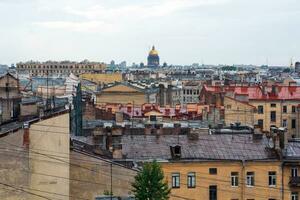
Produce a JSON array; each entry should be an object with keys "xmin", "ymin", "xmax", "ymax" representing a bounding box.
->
[
  {"xmin": 246, "ymin": 172, "xmax": 255, "ymax": 187},
  {"xmin": 172, "ymin": 173, "xmax": 180, "ymax": 188},
  {"xmin": 231, "ymin": 172, "xmax": 239, "ymax": 187},
  {"xmin": 268, "ymin": 171, "xmax": 276, "ymax": 187},
  {"xmin": 187, "ymin": 172, "xmax": 196, "ymax": 188},
  {"xmin": 291, "ymin": 192, "xmax": 298, "ymax": 200},
  {"xmin": 291, "ymin": 168, "xmax": 298, "ymax": 177}
]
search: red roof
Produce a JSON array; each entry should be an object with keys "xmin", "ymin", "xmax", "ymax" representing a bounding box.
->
[{"xmin": 203, "ymin": 85, "xmax": 300, "ymax": 101}]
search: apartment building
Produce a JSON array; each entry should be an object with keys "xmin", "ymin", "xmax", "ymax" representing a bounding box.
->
[
  {"xmin": 182, "ymin": 81, "xmax": 202, "ymax": 104},
  {"xmin": 202, "ymin": 85, "xmax": 300, "ymax": 138},
  {"xmin": 16, "ymin": 60, "xmax": 106, "ymax": 76},
  {"xmin": 120, "ymin": 130, "xmax": 300, "ymax": 200}
]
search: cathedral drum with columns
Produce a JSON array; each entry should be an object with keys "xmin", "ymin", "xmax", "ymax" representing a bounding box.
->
[{"xmin": 147, "ymin": 46, "xmax": 160, "ymax": 67}]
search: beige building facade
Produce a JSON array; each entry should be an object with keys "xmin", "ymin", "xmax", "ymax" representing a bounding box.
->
[{"xmin": 17, "ymin": 60, "xmax": 106, "ymax": 76}]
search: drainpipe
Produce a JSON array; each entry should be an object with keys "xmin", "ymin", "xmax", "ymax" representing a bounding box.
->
[
  {"xmin": 242, "ymin": 160, "xmax": 245, "ymax": 200},
  {"xmin": 281, "ymin": 161, "xmax": 284, "ymax": 200}
]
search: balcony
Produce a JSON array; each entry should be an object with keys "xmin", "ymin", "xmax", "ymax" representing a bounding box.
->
[{"xmin": 289, "ymin": 177, "xmax": 300, "ymax": 187}]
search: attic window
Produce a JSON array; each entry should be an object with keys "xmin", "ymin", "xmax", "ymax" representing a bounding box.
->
[{"xmin": 170, "ymin": 145, "xmax": 181, "ymax": 159}]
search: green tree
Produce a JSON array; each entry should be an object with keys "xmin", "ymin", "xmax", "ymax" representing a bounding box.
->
[{"xmin": 132, "ymin": 161, "xmax": 170, "ymax": 200}]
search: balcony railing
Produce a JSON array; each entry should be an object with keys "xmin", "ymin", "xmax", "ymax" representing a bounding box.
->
[{"xmin": 289, "ymin": 176, "xmax": 300, "ymax": 187}]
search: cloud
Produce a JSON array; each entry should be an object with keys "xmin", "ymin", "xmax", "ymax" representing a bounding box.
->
[{"xmin": 33, "ymin": 0, "xmax": 231, "ymax": 33}]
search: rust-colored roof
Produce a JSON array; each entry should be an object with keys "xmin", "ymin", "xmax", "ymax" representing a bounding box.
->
[{"xmin": 203, "ymin": 85, "xmax": 300, "ymax": 101}]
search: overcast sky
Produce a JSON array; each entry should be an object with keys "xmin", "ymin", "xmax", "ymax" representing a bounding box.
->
[{"xmin": 0, "ymin": 0, "xmax": 299, "ymax": 66}]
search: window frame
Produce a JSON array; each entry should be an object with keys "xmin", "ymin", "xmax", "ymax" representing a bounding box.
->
[
  {"xmin": 283, "ymin": 105, "xmax": 287, "ymax": 113},
  {"xmin": 246, "ymin": 172, "xmax": 255, "ymax": 187},
  {"xmin": 268, "ymin": 171, "xmax": 276, "ymax": 187},
  {"xmin": 171, "ymin": 173, "xmax": 180, "ymax": 188},
  {"xmin": 258, "ymin": 105, "xmax": 264, "ymax": 114},
  {"xmin": 187, "ymin": 172, "xmax": 196, "ymax": 188},
  {"xmin": 271, "ymin": 103, "xmax": 276, "ymax": 108},
  {"xmin": 291, "ymin": 167, "xmax": 298, "ymax": 177},
  {"xmin": 270, "ymin": 111, "xmax": 276, "ymax": 122},
  {"xmin": 209, "ymin": 168, "xmax": 217, "ymax": 175},
  {"xmin": 292, "ymin": 119, "xmax": 296, "ymax": 129},
  {"xmin": 292, "ymin": 106, "xmax": 296, "ymax": 113},
  {"xmin": 231, "ymin": 172, "xmax": 239, "ymax": 187},
  {"xmin": 291, "ymin": 192, "xmax": 298, "ymax": 200}
]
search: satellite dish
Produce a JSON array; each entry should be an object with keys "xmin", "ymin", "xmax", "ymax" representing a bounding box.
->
[{"xmin": 268, "ymin": 137, "xmax": 275, "ymax": 149}]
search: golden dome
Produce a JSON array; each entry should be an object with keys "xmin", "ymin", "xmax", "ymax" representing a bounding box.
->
[{"xmin": 149, "ymin": 46, "xmax": 158, "ymax": 56}]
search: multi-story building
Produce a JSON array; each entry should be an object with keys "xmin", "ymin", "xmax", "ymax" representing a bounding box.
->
[
  {"xmin": 96, "ymin": 81, "xmax": 159, "ymax": 106},
  {"xmin": 120, "ymin": 130, "xmax": 300, "ymax": 200},
  {"xmin": 202, "ymin": 84, "xmax": 300, "ymax": 138},
  {"xmin": 182, "ymin": 81, "xmax": 202, "ymax": 104},
  {"xmin": 157, "ymin": 83, "xmax": 182, "ymax": 107},
  {"xmin": 16, "ymin": 60, "xmax": 106, "ymax": 76},
  {"xmin": 0, "ymin": 73, "xmax": 21, "ymax": 124}
]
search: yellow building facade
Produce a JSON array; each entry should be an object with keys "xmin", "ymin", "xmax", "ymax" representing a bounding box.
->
[
  {"xmin": 224, "ymin": 96, "xmax": 256, "ymax": 126},
  {"xmin": 80, "ymin": 73, "xmax": 123, "ymax": 85},
  {"xmin": 162, "ymin": 160, "xmax": 300, "ymax": 200},
  {"xmin": 96, "ymin": 82, "xmax": 158, "ymax": 106},
  {"xmin": 251, "ymin": 100, "xmax": 300, "ymax": 137}
]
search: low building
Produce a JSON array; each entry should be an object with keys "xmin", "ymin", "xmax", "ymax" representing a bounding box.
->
[{"xmin": 96, "ymin": 82, "xmax": 158, "ymax": 106}]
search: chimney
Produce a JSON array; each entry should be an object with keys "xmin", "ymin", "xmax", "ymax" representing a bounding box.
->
[
  {"xmin": 271, "ymin": 85, "xmax": 279, "ymax": 96},
  {"xmin": 173, "ymin": 123, "xmax": 181, "ymax": 135},
  {"xmin": 115, "ymin": 112, "xmax": 124, "ymax": 123},
  {"xmin": 278, "ymin": 127, "xmax": 287, "ymax": 150},
  {"xmin": 23, "ymin": 122, "xmax": 30, "ymax": 148},
  {"xmin": 253, "ymin": 124, "xmax": 263, "ymax": 140}
]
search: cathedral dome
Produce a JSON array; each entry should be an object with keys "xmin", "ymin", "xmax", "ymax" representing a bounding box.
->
[{"xmin": 149, "ymin": 46, "xmax": 158, "ymax": 56}]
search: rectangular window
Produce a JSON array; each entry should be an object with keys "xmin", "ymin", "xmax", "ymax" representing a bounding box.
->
[
  {"xmin": 292, "ymin": 106, "xmax": 296, "ymax": 113},
  {"xmin": 227, "ymin": 105, "xmax": 232, "ymax": 109},
  {"xmin": 268, "ymin": 171, "xmax": 276, "ymax": 187},
  {"xmin": 292, "ymin": 168, "xmax": 298, "ymax": 177},
  {"xmin": 283, "ymin": 105, "xmax": 287, "ymax": 113},
  {"xmin": 292, "ymin": 119, "xmax": 296, "ymax": 129},
  {"xmin": 231, "ymin": 172, "xmax": 239, "ymax": 187},
  {"xmin": 258, "ymin": 105, "xmax": 264, "ymax": 114},
  {"xmin": 183, "ymin": 90, "xmax": 185, "ymax": 95},
  {"xmin": 246, "ymin": 172, "xmax": 255, "ymax": 186},
  {"xmin": 292, "ymin": 192, "xmax": 298, "ymax": 200},
  {"xmin": 283, "ymin": 119, "xmax": 287, "ymax": 127},
  {"xmin": 271, "ymin": 111, "xmax": 276, "ymax": 122},
  {"xmin": 258, "ymin": 119, "xmax": 264, "ymax": 129},
  {"xmin": 209, "ymin": 185, "xmax": 217, "ymax": 200},
  {"xmin": 271, "ymin": 103, "xmax": 276, "ymax": 108},
  {"xmin": 187, "ymin": 172, "xmax": 196, "ymax": 188},
  {"xmin": 209, "ymin": 168, "xmax": 217, "ymax": 175},
  {"xmin": 172, "ymin": 173, "xmax": 180, "ymax": 188}
]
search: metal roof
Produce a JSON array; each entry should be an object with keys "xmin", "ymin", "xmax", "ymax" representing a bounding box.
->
[{"xmin": 121, "ymin": 134, "xmax": 278, "ymax": 161}]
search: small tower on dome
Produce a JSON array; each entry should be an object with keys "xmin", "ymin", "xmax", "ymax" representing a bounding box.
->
[{"xmin": 147, "ymin": 45, "xmax": 160, "ymax": 68}]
